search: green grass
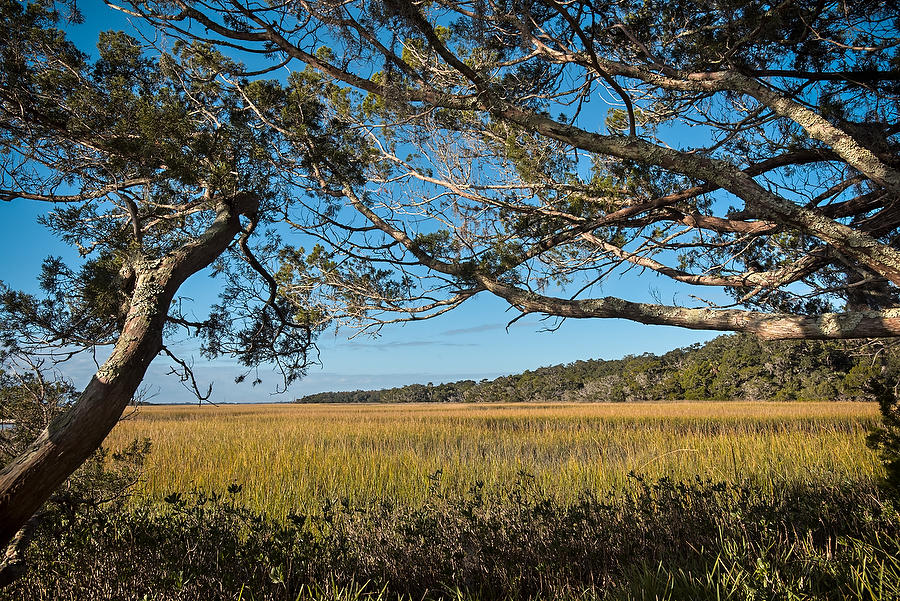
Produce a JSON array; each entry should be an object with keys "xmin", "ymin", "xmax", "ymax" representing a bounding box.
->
[{"xmin": 107, "ymin": 401, "xmax": 883, "ymax": 520}]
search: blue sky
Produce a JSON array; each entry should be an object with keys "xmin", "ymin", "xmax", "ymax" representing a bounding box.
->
[{"xmin": 0, "ymin": 0, "xmax": 720, "ymax": 402}]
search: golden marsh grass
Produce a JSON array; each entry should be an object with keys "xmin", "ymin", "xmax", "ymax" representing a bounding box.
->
[{"xmin": 106, "ymin": 401, "xmax": 883, "ymax": 520}]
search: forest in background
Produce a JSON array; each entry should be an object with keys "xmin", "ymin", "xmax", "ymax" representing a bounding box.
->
[{"xmin": 296, "ymin": 335, "xmax": 897, "ymax": 404}]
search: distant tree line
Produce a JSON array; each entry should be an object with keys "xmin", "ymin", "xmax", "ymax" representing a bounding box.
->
[{"xmin": 296, "ymin": 335, "xmax": 900, "ymax": 404}]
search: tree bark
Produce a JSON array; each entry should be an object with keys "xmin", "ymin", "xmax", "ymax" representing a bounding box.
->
[
  {"xmin": 0, "ymin": 193, "xmax": 257, "ymax": 550},
  {"xmin": 474, "ymin": 276, "xmax": 900, "ymax": 340}
]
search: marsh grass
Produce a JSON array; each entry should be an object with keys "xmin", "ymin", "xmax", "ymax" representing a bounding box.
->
[
  {"xmin": 106, "ymin": 401, "xmax": 882, "ymax": 520},
  {"xmin": 6, "ymin": 401, "xmax": 895, "ymax": 601}
]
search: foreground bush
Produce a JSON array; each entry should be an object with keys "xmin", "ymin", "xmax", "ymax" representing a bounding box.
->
[{"xmin": 4, "ymin": 476, "xmax": 899, "ymax": 601}]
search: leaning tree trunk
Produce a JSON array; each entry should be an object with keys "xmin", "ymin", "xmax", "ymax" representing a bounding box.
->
[{"xmin": 0, "ymin": 194, "xmax": 257, "ymax": 559}]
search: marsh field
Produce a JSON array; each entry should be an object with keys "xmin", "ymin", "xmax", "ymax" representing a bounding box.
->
[
  {"xmin": 10, "ymin": 400, "xmax": 900, "ymax": 601},
  {"xmin": 106, "ymin": 401, "xmax": 882, "ymax": 515}
]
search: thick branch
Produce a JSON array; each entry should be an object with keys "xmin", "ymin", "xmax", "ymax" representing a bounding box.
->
[
  {"xmin": 0, "ymin": 179, "xmax": 152, "ymax": 203},
  {"xmin": 475, "ymin": 276, "xmax": 900, "ymax": 341}
]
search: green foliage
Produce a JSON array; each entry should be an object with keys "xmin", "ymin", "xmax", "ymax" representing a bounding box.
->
[
  {"xmin": 0, "ymin": 1, "xmax": 362, "ymax": 387},
  {"xmin": 297, "ymin": 334, "xmax": 899, "ymax": 404},
  {"xmin": 4, "ymin": 476, "xmax": 897, "ymax": 601},
  {"xmin": 866, "ymin": 378, "xmax": 900, "ymax": 492}
]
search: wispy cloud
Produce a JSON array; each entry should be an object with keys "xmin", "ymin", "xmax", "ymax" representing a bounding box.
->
[
  {"xmin": 335, "ymin": 340, "xmax": 477, "ymax": 350},
  {"xmin": 441, "ymin": 318, "xmax": 545, "ymax": 337},
  {"xmin": 44, "ymin": 346, "xmax": 504, "ymax": 403},
  {"xmin": 441, "ymin": 323, "xmax": 505, "ymax": 336},
  {"xmin": 387, "ymin": 340, "xmax": 477, "ymax": 348}
]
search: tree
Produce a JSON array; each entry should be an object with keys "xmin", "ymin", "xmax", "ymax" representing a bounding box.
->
[
  {"xmin": 120, "ymin": 0, "xmax": 900, "ymax": 342},
  {"xmin": 0, "ymin": 0, "xmax": 346, "ymax": 556}
]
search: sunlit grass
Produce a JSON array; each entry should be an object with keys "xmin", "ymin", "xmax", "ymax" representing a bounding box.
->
[{"xmin": 106, "ymin": 401, "xmax": 883, "ymax": 521}]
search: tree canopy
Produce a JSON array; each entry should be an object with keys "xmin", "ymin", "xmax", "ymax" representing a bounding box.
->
[
  {"xmin": 121, "ymin": 0, "xmax": 900, "ymax": 340},
  {"xmin": 0, "ymin": 0, "xmax": 344, "ymax": 553}
]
